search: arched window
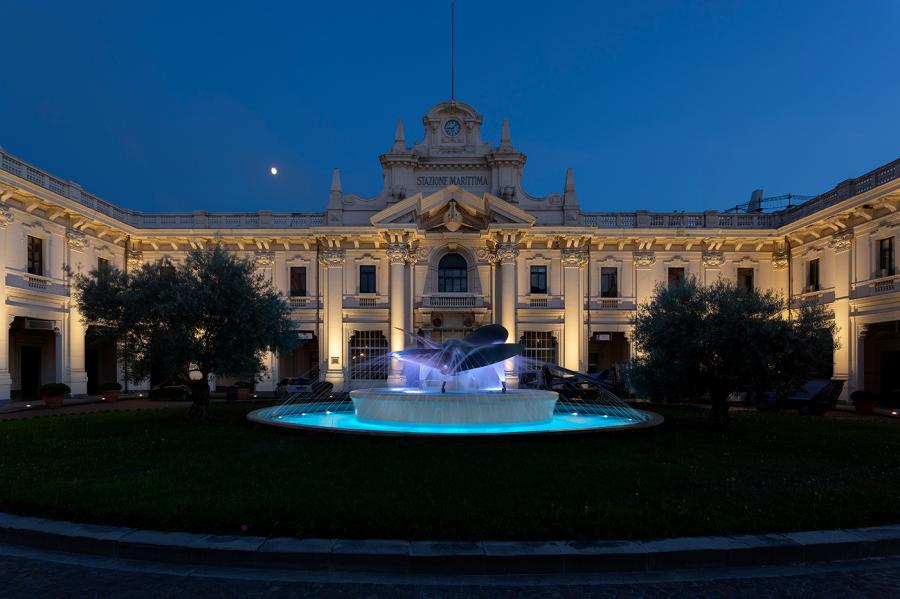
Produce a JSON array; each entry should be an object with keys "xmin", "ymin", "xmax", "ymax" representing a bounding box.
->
[{"xmin": 438, "ymin": 253, "xmax": 468, "ymax": 293}]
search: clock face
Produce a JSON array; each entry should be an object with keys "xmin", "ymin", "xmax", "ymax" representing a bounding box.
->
[{"xmin": 443, "ymin": 119, "xmax": 462, "ymax": 137}]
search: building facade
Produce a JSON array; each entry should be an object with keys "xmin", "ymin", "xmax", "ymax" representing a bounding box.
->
[{"xmin": 1, "ymin": 99, "xmax": 898, "ymax": 401}]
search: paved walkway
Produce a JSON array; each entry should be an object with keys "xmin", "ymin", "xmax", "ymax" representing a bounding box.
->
[
  {"xmin": 1, "ymin": 543, "xmax": 899, "ymax": 597},
  {"xmin": 0, "ymin": 397, "xmax": 272, "ymax": 421}
]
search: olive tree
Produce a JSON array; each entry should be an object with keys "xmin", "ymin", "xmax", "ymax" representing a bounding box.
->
[
  {"xmin": 629, "ymin": 277, "xmax": 836, "ymax": 429},
  {"xmin": 71, "ymin": 245, "xmax": 296, "ymax": 421}
]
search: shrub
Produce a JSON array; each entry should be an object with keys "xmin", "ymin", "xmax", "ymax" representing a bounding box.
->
[
  {"xmin": 99, "ymin": 382, "xmax": 123, "ymax": 391},
  {"xmin": 234, "ymin": 381, "xmax": 252, "ymax": 389},
  {"xmin": 39, "ymin": 383, "xmax": 71, "ymax": 397}
]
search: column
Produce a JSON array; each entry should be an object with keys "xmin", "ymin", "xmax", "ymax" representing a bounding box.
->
[
  {"xmin": 497, "ymin": 242, "xmax": 519, "ymax": 386},
  {"xmin": 562, "ymin": 248, "xmax": 588, "ymax": 371},
  {"xmin": 254, "ymin": 251, "xmax": 277, "ymax": 393},
  {"xmin": 320, "ymin": 248, "xmax": 346, "ymax": 385},
  {"xmin": 0, "ymin": 308, "xmax": 10, "ymax": 401},
  {"xmin": 0, "ymin": 210, "xmax": 10, "ymax": 399},
  {"xmin": 54, "ymin": 324, "xmax": 63, "ymax": 387},
  {"xmin": 855, "ymin": 323, "xmax": 869, "ymax": 396},
  {"xmin": 68, "ymin": 307, "xmax": 88, "ymax": 395},
  {"xmin": 387, "ymin": 241, "xmax": 409, "ymax": 385},
  {"xmin": 829, "ymin": 232, "xmax": 853, "ymax": 401}
]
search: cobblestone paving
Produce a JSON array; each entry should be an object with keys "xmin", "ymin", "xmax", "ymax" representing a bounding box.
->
[{"xmin": 2, "ymin": 553, "xmax": 900, "ymax": 598}]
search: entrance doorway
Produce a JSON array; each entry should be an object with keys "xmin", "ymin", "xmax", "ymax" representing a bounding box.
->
[
  {"xmin": 9, "ymin": 317, "xmax": 57, "ymax": 400},
  {"xmin": 278, "ymin": 332, "xmax": 319, "ymax": 380},
  {"xmin": 588, "ymin": 332, "xmax": 630, "ymax": 376},
  {"xmin": 85, "ymin": 327, "xmax": 117, "ymax": 394},
  {"xmin": 20, "ymin": 346, "xmax": 41, "ymax": 399}
]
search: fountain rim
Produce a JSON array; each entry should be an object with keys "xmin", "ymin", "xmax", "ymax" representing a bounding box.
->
[{"xmin": 246, "ymin": 405, "xmax": 665, "ymax": 438}]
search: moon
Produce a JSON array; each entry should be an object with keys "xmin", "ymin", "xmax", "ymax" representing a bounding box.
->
[{"xmin": 270, "ymin": 167, "xmax": 278, "ymax": 176}]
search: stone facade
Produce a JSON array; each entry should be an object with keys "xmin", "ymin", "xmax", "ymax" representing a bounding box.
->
[{"xmin": 1, "ymin": 99, "xmax": 899, "ymax": 401}]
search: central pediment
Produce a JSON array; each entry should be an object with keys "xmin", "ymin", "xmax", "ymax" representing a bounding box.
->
[{"xmin": 369, "ymin": 186, "xmax": 536, "ymax": 231}]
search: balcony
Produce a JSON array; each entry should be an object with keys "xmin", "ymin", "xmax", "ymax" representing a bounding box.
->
[
  {"xmin": 420, "ymin": 294, "xmax": 485, "ymax": 310},
  {"xmin": 589, "ymin": 297, "xmax": 636, "ymax": 310},
  {"xmin": 24, "ymin": 273, "xmax": 50, "ymax": 291},
  {"xmin": 345, "ymin": 294, "xmax": 385, "ymax": 309},
  {"xmin": 852, "ymin": 274, "xmax": 900, "ymax": 300},
  {"xmin": 288, "ymin": 297, "xmax": 320, "ymax": 310}
]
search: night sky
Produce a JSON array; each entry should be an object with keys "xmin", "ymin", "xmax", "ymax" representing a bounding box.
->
[{"xmin": 2, "ymin": 1, "xmax": 899, "ymax": 214}]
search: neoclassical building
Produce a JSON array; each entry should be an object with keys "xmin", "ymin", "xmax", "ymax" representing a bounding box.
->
[{"xmin": 0, "ymin": 99, "xmax": 898, "ymax": 402}]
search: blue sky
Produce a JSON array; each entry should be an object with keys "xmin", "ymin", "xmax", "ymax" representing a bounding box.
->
[{"xmin": 1, "ymin": 1, "xmax": 898, "ymax": 214}]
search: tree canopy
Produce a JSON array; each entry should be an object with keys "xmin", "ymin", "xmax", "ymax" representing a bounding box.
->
[
  {"xmin": 629, "ymin": 277, "xmax": 837, "ymax": 428},
  {"xmin": 71, "ymin": 245, "xmax": 297, "ymax": 420}
]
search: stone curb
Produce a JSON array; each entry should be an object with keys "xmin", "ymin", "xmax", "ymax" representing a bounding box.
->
[{"xmin": 1, "ymin": 511, "xmax": 899, "ymax": 575}]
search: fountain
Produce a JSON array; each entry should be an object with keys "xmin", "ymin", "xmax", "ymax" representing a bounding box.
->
[{"xmin": 248, "ymin": 325, "xmax": 662, "ymax": 436}]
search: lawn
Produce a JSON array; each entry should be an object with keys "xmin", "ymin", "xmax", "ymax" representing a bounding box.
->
[{"xmin": 1, "ymin": 403, "xmax": 899, "ymax": 541}]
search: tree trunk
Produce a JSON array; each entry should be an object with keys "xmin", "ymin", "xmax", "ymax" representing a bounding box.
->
[
  {"xmin": 188, "ymin": 374, "xmax": 210, "ymax": 423},
  {"xmin": 708, "ymin": 389, "xmax": 732, "ymax": 430}
]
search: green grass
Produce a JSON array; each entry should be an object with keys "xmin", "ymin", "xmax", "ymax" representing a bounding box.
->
[{"xmin": 1, "ymin": 403, "xmax": 899, "ymax": 541}]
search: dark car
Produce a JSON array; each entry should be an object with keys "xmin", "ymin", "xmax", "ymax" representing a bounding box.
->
[
  {"xmin": 276, "ymin": 378, "xmax": 333, "ymax": 400},
  {"xmin": 149, "ymin": 379, "xmax": 192, "ymax": 401},
  {"xmin": 751, "ymin": 379, "xmax": 845, "ymax": 415}
]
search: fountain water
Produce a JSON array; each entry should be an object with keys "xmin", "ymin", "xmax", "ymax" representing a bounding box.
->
[{"xmin": 248, "ymin": 325, "xmax": 662, "ymax": 436}]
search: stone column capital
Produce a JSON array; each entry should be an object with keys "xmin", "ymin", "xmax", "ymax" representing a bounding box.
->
[
  {"xmin": 66, "ymin": 229, "xmax": 88, "ymax": 250},
  {"xmin": 772, "ymin": 250, "xmax": 788, "ymax": 270},
  {"xmin": 495, "ymin": 242, "xmax": 520, "ymax": 265},
  {"xmin": 318, "ymin": 248, "xmax": 346, "ymax": 266},
  {"xmin": 560, "ymin": 248, "xmax": 589, "ymax": 268},
  {"xmin": 386, "ymin": 242, "xmax": 411, "ymax": 265}
]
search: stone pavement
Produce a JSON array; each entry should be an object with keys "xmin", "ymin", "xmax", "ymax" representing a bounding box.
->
[{"xmin": 1, "ymin": 544, "xmax": 900, "ymax": 598}]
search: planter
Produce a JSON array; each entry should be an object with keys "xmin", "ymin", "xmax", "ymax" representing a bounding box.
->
[
  {"xmin": 42, "ymin": 394, "xmax": 65, "ymax": 409},
  {"xmin": 103, "ymin": 390, "xmax": 120, "ymax": 402},
  {"xmin": 855, "ymin": 399, "xmax": 877, "ymax": 415},
  {"xmin": 236, "ymin": 388, "xmax": 250, "ymax": 401}
]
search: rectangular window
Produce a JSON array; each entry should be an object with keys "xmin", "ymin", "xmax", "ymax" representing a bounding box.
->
[
  {"xmin": 600, "ymin": 267, "xmax": 618, "ymax": 298},
  {"xmin": 97, "ymin": 257, "xmax": 110, "ymax": 273},
  {"xmin": 26, "ymin": 236, "xmax": 43, "ymax": 276},
  {"xmin": 530, "ymin": 265, "xmax": 547, "ymax": 294},
  {"xmin": 737, "ymin": 268, "xmax": 754, "ymax": 292},
  {"xmin": 879, "ymin": 238, "xmax": 894, "ymax": 275},
  {"xmin": 667, "ymin": 267, "xmax": 685, "ymax": 289},
  {"xmin": 807, "ymin": 259, "xmax": 820, "ymax": 291},
  {"xmin": 290, "ymin": 266, "xmax": 307, "ymax": 296},
  {"xmin": 359, "ymin": 265, "xmax": 376, "ymax": 294}
]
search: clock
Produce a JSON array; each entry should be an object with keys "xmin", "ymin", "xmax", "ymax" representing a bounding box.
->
[{"xmin": 443, "ymin": 119, "xmax": 462, "ymax": 137}]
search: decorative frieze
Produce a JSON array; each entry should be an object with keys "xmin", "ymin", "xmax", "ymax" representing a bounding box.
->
[
  {"xmin": 475, "ymin": 246, "xmax": 498, "ymax": 264},
  {"xmin": 633, "ymin": 251, "xmax": 656, "ymax": 268},
  {"xmin": 318, "ymin": 248, "xmax": 346, "ymax": 266},
  {"xmin": 828, "ymin": 229, "xmax": 853, "ymax": 252},
  {"xmin": 771, "ymin": 250, "xmax": 788, "ymax": 270},
  {"xmin": 254, "ymin": 250, "xmax": 275, "ymax": 267},
  {"xmin": 386, "ymin": 242, "xmax": 410, "ymax": 264},
  {"xmin": 66, "ymin": 229, "xmax": 88, "ymax": 250},
  {"xmin": 127, "ymin": 250, "xmax": 144, "ymax": 271},
  {"xmin": 495, "ymin": 243, "xmax": 520, "ymax": 265},
  {"xmin": 0, "ymin": 205, "xmax": 12, "ymax": 229},
  {"xmin": 701, "ymin": 251, "xmax": 725, "ymax": 268},
  {"xmin": 560, "ymin": 248, "xmax": 589, "ymax": 268}
]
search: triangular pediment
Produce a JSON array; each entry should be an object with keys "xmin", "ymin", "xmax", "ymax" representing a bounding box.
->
[{"xmin": 370, "ymin": 186, "xmax": 536, "ymax": 231}]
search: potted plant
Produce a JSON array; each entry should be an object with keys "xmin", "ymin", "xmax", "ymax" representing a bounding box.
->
[
  {"xmin": 851, "ymin": 389, "xmax": 878, "ymax": 415},
  {"xmin": 39, "ymin": 383, "xmax": 70, "ymax": 409},
  {"xmin": 234, "ymin": 381, "xmax": 252, "ymax": 401},
  {"xmin": 99, "ymin": 382, "xmax": 123, "ymax": 402}
]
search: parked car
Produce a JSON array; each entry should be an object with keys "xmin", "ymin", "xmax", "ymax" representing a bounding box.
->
[
  {"xmin": 275, "ymin": 377, "xmax": 335, "ymax": 399},
  {"xmin": 149, "ymin": 379, "xmax": 192, "ymax": 401},
  {"xmin": 751, "ymin": 379, "xmax": 844, "ymax": 415},
  {"xmin": 276, "ymin": 377, "xmax": 313, "ymax": 398}
]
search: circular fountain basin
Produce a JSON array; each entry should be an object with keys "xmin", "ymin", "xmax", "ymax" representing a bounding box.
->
[
  {"xmin": 351, "ymin": 388, "xmax": 557, "ymax": 426},
  {"xmin": 247, "ymin": 387, "xmax": 664, "ymax": 437}
]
